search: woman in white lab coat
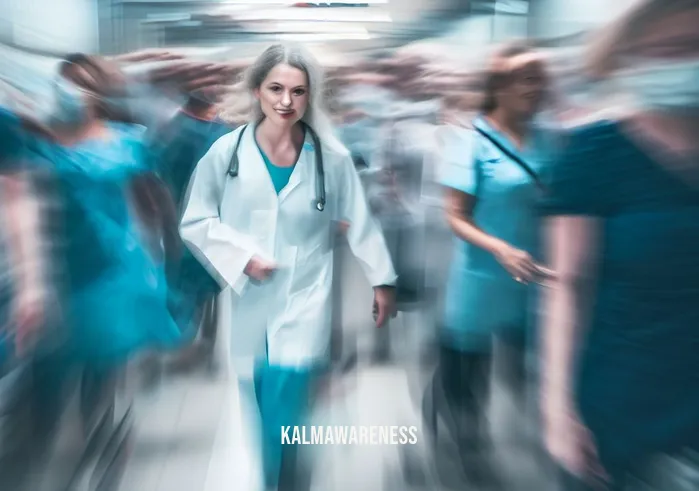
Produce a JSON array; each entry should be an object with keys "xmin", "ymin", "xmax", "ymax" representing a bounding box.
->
[{"xmin": 180, "ymin": 44, "xmax": 397, "ymax": 490}]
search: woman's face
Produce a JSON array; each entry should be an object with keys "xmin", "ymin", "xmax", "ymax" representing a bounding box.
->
[
  {"xmin": 254, "ymin": 63, "xmax": 309, "ymax": 127},
  {"xmin": 496, "ymin": 53, "xmax": 548, "ymax": 118}
]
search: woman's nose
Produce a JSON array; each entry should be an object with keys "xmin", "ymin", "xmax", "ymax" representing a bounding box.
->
[{"xmin": 281, "ymin": 91, "xmax": 292, "ymax": 107}]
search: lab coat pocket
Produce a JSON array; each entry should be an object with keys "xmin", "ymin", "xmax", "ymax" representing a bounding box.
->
[{"xmin": 286, "ymin": 244, "xmax": 332, "ymax": 316}]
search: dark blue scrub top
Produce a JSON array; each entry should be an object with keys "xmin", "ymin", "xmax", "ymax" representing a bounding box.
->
[{"xmin": 540, "ymin": 119, "xmax": 699, "ymax": 473}]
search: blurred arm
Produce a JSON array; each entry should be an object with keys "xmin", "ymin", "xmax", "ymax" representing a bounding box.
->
[
  {"xmin": 540, "ymin": 216, "xmax": 600, "ymax": 411},
  {"xmin": 0, "ymin": 172, "xmax": 49, "ymax": 306},
  {"xmin": 337, "ymin": 155, "xmax": 397, "ymax": 287}
]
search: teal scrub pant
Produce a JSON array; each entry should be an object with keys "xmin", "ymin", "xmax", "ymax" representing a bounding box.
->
[{"xmin": 253, "ymin": 363, "xmax": 317, "ymax": 489}]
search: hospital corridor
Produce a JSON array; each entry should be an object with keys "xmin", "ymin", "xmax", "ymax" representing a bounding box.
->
[
  {"xmin": 2, "ymin": 1, "xmax": 699, "ymax": 490},
  {"xmin": 115, "ymin": 221, "xmax": 549, "ymax": 491}
]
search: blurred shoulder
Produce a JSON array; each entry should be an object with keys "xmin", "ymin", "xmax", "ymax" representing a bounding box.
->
[
  {"xmin": 317, "ymin": 137, "xmax": 351, "ymax": 167},
  {"xmin": 109, "ymin": 122, "xmax": 147, "ymax": 146},
  {"xmin": 539, "ymin": 119, "xmax": 623, "ymax": 216},
  {"xmin": 436, "ymin": 123, "xmax": 476, "ymax": 144},
  {"xmin": 565, "ymin": 118, "xmax": 620, "ymax": 140},
  {"xmin": 559, "ymin": 119, "xmax": 625, "ymax": 168}
]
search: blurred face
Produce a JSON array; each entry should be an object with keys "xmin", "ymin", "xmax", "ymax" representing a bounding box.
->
[
  {"xmin": 589, "ymin": 5, "xmax": 699, "ymax": 81},
  {"xmin": 587, "ymin": 5, "xmax": 699, "ymax": 116},
  {"xmin": 254, "ymin": 63, "xmax": 309, "ymax": 127},
  {"xmin": 620, "ymin": 7, "xmax": 699, "ymax": 63},
  {"xmin": 495, "ymin": 53, "xmax": 548, "ymax": 118},
  {"xmin": 56, "ymin": 58, "xmax": 126, "ymax": 123},
  {"xmin": 52, "ymin": 63, "xmax": 100, "ymax": 124}
]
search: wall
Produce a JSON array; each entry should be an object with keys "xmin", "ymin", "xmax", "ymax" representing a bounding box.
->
[
  {"xmin": 528, "ymin": 0, "xmax": 640, "ymax": 39},
  {"xmin": 0, "ymin": 0, "xmax": 99, "ymax": 53}
]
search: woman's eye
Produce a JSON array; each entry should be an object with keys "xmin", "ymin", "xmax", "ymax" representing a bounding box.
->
[
  {"xmin": 269, "ymin": 86, "xmax": 281, "ymax": 93},
  {"xmin": 294, "ymin": 89, "xmax": 306, "ymax": 96}
]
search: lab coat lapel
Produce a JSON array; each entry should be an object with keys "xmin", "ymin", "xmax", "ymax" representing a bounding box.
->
[
  {"xmin": 243, "ymin": 123, "xmax": 278, "ymax": 199},
  {"xmin": 278, "ymin": 130, "xmax": 314, "ymax": 204}
]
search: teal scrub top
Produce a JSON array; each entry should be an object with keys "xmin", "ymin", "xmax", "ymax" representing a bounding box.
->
[
  {"xmin": 26, "ymin": 122, "xmax": 181, "ymax": 366},
  {"xmin": 440, "ymin": 116, "xmax": 546, "ymax": 351},
  {"xmin": 255, "ymin": 138, "xmax": 296, "ymax": 195}
]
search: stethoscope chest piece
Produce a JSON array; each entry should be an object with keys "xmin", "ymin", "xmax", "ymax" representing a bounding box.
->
[{"xmin": 315, "ymin": 200, "xmax": 325, "ymax": 212}]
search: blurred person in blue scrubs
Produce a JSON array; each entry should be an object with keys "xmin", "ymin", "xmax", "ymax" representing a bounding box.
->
[
  {"xmin": 149, "ymin": 85, "xmax": 234, "ymax": 368},
  {"xmin": 431, "ymin": 43, "xmax": 551, "ymax": 484},
  {"xmin": 153, "ymin": 85, "xmax": 234, "ymax": 207},
  {"xmin": 0, "ymin": 106, "xmax": 86, "ymax": 491},
  {"xmin": 0, "ymin": 108, "xmax": 59, "ymax": 368},
  {"xmin": 0, "ymin": 105, "xmax": 51, "ymax": 491},
  {"xmin": 13, "ymin": 53, "xmax": 182, "ymax": 450},
  {"xmin": 541, "ymin": 1, "xmax": 699, "ymax": 489}
]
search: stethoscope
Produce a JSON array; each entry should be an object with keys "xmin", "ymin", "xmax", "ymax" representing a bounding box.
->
[{"xmin": 226, "ymin": 121, "xmax": 326, "ymax": 212}]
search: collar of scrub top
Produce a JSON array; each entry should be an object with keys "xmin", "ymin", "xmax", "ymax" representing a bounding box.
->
[
  {"xmin": 473, "ymin": 115, "xmax": 525, "ymax": 158},
  {"xmin": 473, "ymin": 115, "xmax": 546, "ymax": 192},
  {"xmin": 226, "ymin": 120, "xmax": 326, "ymax": 212}
]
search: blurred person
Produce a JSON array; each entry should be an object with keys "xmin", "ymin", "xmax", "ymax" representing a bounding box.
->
[
  {"xmin": 428, "ymin": 42, "xmax": 551, "ymax": 484},
  {"xmin": 116, "ymin": 55, "xmax": 244, "ymax": 134},
  {"xmin": 34, "ymin": 52, "xmax": 182, "ymax": 362},
  {"xmin": 0, "ymin": 108, "xmax": 55, "ymax": 363},
  {"xmin": 335, "ymin": 72, "xmax": 399, "ymax": 172},
  {"xmin": 540, "ymin": 1, "xmax": 699, "ymax": 489},
  {"xmin": 0, "ymin": 106, "xmax": 60, "ymax": 491},
  {"xmin": 360, "ymin": 101, "xmax": 440, "ymax": 362},
  {"xmin": 149, "ymin": 85, "xmax": 234, "ymax": 372},
  {"xmin": 154, "ymin": 85, "xmax": 233, "ymax": 209},
  {"xmin": 180, "ymin": 44, "xmax": 397, "ymax": 491},
  {"xmin": 6, "ymin": 53, "xmax": 183, "ymax": 488},
  {"xmin": 336, "ymin": 105, "xmax": 373, "ymax": 170},
  {"xmin": 438, "ymin": 93, "xmax": 479, "ymax": 127}
]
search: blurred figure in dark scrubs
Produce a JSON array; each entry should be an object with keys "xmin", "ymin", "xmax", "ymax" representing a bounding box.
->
[
  {"xmin": 149, "ymin": 85, "xmax": 234, "ymax": 371},
  {"xmin": 541, "ymin": 1, "xmax": 699, "ymax": 489}
]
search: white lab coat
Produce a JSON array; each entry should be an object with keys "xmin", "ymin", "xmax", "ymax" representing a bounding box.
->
[{"xmin": 180, "ymin": 124, "xmax": 397, "ymax": 376}]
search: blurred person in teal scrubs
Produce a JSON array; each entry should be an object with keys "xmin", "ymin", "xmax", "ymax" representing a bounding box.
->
[
  {"xmin": 149, "ymin": 85, "xmax": 234, "ymax": 367},
  {"xmin": 431, "ymin": 43, "xmax": 552, "ymax": 485},
  {"xmin": 13, "ymin": 53, "xmax": 182, "ymax": 444}
]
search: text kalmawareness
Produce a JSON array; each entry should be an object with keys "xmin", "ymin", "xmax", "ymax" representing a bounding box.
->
[{"xmin": 281, "ymin": 426, "xmax": 418, "ymax": 445}]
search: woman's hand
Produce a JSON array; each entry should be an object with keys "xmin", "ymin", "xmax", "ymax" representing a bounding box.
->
[
  {"xmin": 372, "ymin": 286, "xmax": 397, "ymax": 328},
  {"xmin": 243, "ymin": 256, "xmax": 277, "ymax": 282},
  {"xmin": 337, "ymin": 221, "xmax": 350, "ymax": 235},
  {"xmin": 492, "ymin": 242, "xmax": 538, "ymax": 283}
]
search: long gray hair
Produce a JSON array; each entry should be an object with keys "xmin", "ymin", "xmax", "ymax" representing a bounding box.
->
[{"xmin": 243, "ymin": 44, "xmax": 347, "ymax": 154}]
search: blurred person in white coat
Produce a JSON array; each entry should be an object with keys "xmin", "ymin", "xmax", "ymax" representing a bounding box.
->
[{"xmin": 179, "ymin": 44, "xmax": 397, "ymax": 491}]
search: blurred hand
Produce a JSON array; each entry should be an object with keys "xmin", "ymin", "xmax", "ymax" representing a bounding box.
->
[
  {"xmin": 372, "ymin": 286, "xmax": 397, "ymax": 328},
  {"xmin": 139, "ymin": 60, "xmax": 241, "ymax": 95},
  {"xmin": 109, "ymin": 50, "xmax": 188, "ymax": 64},
  {"xmin": 544, "ymin": 400, "xmax": 609, "ymax": 487},
  {"xmin": 244, "ymin": 256, "xmax": 277, "ymax": 282},
  {"xmin": 493, "ymin": 242, "xmax": 537, "ymax": 284}
]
